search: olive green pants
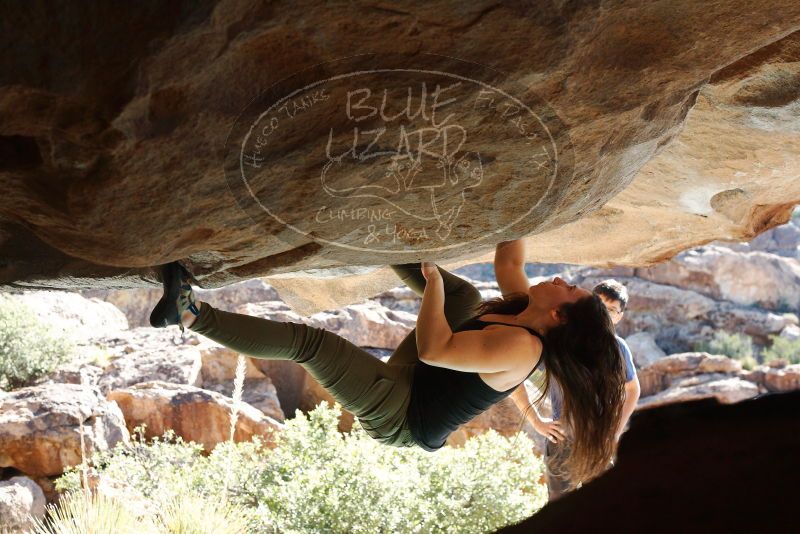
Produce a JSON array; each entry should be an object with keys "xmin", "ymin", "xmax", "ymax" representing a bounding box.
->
[{"xmin": 188, "ymin": 263, "xmax": 482, "ymax": 447}]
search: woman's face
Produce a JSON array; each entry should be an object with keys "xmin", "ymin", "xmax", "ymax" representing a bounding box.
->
[{"xmin": 528, "ymin": 276, "xmax": 592, "ymax": 310}]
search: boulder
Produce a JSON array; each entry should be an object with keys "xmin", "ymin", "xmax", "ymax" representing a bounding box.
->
[
  {"xmin": 0, "ymin": 476, "xmax": 46, "ymax": 533},
  {"xmin": 635, "ymin": 245, "xmax": 800, "ymax": 311},
  {"xmin": 779, "ymin": 323, "xmax": 800, "ymax": 341},
  {"xmin": 28, "ymin": 476, "xmax": 57, "ymax": 505},
  {"xmin": 200, "ymin": 346, "xmax": 284, "ymax": 421},
  {"xmin": 372, "ymin": 286, "xmax": 423, "ymax": 315},
  {"xmin": 94, "ymin": 328, "xmax": 204, "ymax": 394},
  {"xmin": 637, "ymin": 353, "xmax": 741, "ymax": 397},
  {"xmin": 203, "ymin": 378, "xmax": 284, "ymax": 422},
  {"xmin": 249, "ymin": 359, "xmax": 309, "ymax": 420},
  {"xmin": 308, "ymin": 301, "xmax": 417, "ymax": 349},
  {"xmin": 1, "ymin": 3, "xmax": 799, "ymax": 322},
  {"xmin": 761, "ymin": 364, "xmax": 800, "ymax": 393},
  {"xmin": 708, "ymin": 304, "xmax": 790, "ymax": 345},
  {"xmin": 581, "ymin": 276, "xmax": 719, "ymax": 325},
  {"xmin": 637, "ymin": 377, "xmax": 760, "ymax": 409},
  {"xmin": 746, "ymin": 217, "xmax": 800, "ymax": 258},
  {"xmin": 199, "ymin": 346, "xmax": 265, "ymax": 384},
  {"xmin": 41, "ymin": 363, "xmax": 104, "ymax": 389},
  {"xmin": 624, "ymin": 332, "xmax": 666, "ymax": 368},
  {"xmin": 575, "ymin": 275, "xmax": 794, "ymax": 352},
  {"xmin": 107, "ymin": 381, "xmax": 282, "ymax": 453},
  {"xmin": 4, "ymin": 291, "xmax": 128, "ymax": 344},
  {"xmin": 0, "ymin": 384, "xmax": 129, "ymax": 477}
]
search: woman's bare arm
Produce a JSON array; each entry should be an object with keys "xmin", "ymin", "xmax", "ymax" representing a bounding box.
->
[
  {"xmin": 495, "ymin": 240, "xmax": 530, "ymax": 297},
  {"xmin": 510, "ymin": 384, "xmax": 567, "ymax": 443},
  {"xmin": 422, "ymin": 327, "xmax": 541, "ymax": 373},
  {"xmin": 416, "ymin": 262, "xmax": 540, "ymax": 373},
  {"xmin": 495, "ymin": 239, "xmax": 526, "ymax": 266},
  {"xmin": 415, "ymin": 262, "xmax": 451, "ymax": 359}
]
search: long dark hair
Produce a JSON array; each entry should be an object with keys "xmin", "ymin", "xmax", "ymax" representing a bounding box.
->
[{"xmin": 472, "ymin": 291, "xmax": 626, "ymax": 485}]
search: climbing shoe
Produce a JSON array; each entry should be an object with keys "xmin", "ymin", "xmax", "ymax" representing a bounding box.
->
[{"xmin": 148, "ymin": 261, "xmax": 200, "ymax": 333}]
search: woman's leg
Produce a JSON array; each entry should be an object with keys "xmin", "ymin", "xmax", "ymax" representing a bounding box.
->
[
  {"xmin": 187, "ymin": 302, "xmax": 415, "ymax": 446},
  {"xmin": 387, "ymin": 263, "xmax": 483, "ymax": 367}
]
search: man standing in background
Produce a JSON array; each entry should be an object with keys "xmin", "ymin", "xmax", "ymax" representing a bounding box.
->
[{"xmin": 495, "ymin": 251, "xmax": 640, "ymax": 499}]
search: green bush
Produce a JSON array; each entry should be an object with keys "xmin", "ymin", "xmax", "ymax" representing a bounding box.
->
[
  {"xmin": 0, "ymin": 294, "xmax": 76, "ymax": 390},
  {"xmin": 57, "ymin": 403, "xmax": 547, "ymax": 533},
  {"xmin": 694, "ymin": 331, "xmax": 755, "ymax": 368},
  {"xmin": 762, "ymin": 335, "xmax": 800, "ymax": 365}
]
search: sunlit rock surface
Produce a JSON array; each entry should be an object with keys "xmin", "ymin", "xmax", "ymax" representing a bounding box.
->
[
  {"xmin": 107, "ymin": 381, "xmax": 282, "ymax": 453},
  {"xmin": 0, "ymin": 2, "xmax": 798, "ymax": 317},
  {"xmin": 0, "ymin": 476, "xmax": 46, "ymax": 533},
  {"xmin": 0, "ymin": 384, "xmax": 129, "ymax": 477}
]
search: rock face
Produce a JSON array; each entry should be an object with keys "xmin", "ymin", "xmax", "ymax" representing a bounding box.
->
[
  {"xmin": 498, "ymin": 391, "xmax": 800, "ymax": 533},
  {"xmin": 637, "ymin": 353, "xmax": 742, "ymax": 396},
  {"xmin": 761, "ymin": 363, "xmax": 800, "ymax": 393},
  {"xmin": 624, "ymin": 332, "xmax": 666, "ymax": 369},
  {"xmin": 200, "ymin": 347, "xmax": 285, "ymax": 421},
  {"xmin": 81, "ymin": 279, "xmax": 281, "ymax": 328},
  {"xmin": 635, "ymin": 245, "xmax": 800, "ymax": 311},
  {"xmin": 0, "ymin": 384, "xmax": 129, "ymax": 477},
  {"xmin": 634, "ymin": 352, "xmax": 768, "ymax": 409},
  {"xmin": 107, "ymin": 381, "xmax": 282, "ymax": 452},
  {"xmin": 745, "ymin": 217, "xmax": 800, "ymax": 258},
  {"xmin": 94, "ymin": 330, "xmax": 204, "ymax": 394},
  {"xmin": 0, "ymin": 476, "xmax": 46, "ymax": 534},
  {"xmin": 575, "ymin": 273, "xmax": 796, "ymax": 352},
  {"xmin": 637, "ymin": 376, "xmax": 759, "ymax": 409},
  {"xmin": 7, "ymin": 290, "xmax": 129, "ymax": 344},
  {"xmin": 1, "ymin": 3, "xmax": 799, "ymax": 320},
  {"xmin": 33, "ymin": 327, "xmax": 206, "ymax": 394}
]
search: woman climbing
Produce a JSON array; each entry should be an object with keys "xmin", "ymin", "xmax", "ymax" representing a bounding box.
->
[{"xmin": 149, "ymin": 256, "xmax": 626, "ymax": 486}]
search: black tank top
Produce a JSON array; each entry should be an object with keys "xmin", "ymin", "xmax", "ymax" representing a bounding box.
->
[{"xmin": 406, "ymin": 315, "xmax": 545, "ymax": 452}]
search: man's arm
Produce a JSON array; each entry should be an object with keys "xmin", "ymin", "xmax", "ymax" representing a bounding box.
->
[
  {"xmin": 615, "ymin": 337, "xmax": 641, "ymax": 440},
  {"xmin": 615, "ymin": 378, "xmax": 641, "ymax": 440},
  {"xmin": 509, "ymin": 384, "xmax": 566, "ymax": 443}
]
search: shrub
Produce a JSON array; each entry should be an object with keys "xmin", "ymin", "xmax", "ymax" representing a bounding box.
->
[
  {"xmin": 762, "ymin": 336, "xmax": 800, "ymax": 365},
  {"xmin": 32, "ymin": 490, "xmax": 157, "ymax": 534},
  {"xmin": 0, "ymin": 294, "xmax": 76, "ymax": 390},
  {"xmin": 694, "ymin": 331, "xmax": 755, "ymax": 368},
  {"xmin": 56, "ymin": 403, "xmax": 547, "ymax": 534},
  {"xmin": 153, "ymin": 494, "xmax": 251, "ymax": 534}
]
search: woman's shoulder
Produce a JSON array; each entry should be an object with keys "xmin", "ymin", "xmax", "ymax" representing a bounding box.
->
[{"xmin": 477, "ymin": 314, "xmax": 543, "ymax": 338}]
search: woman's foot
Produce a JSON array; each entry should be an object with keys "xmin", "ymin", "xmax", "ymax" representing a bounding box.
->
[{"xmin": 149, "ymin": 262, "xmax": 201, "ymax": 333}]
